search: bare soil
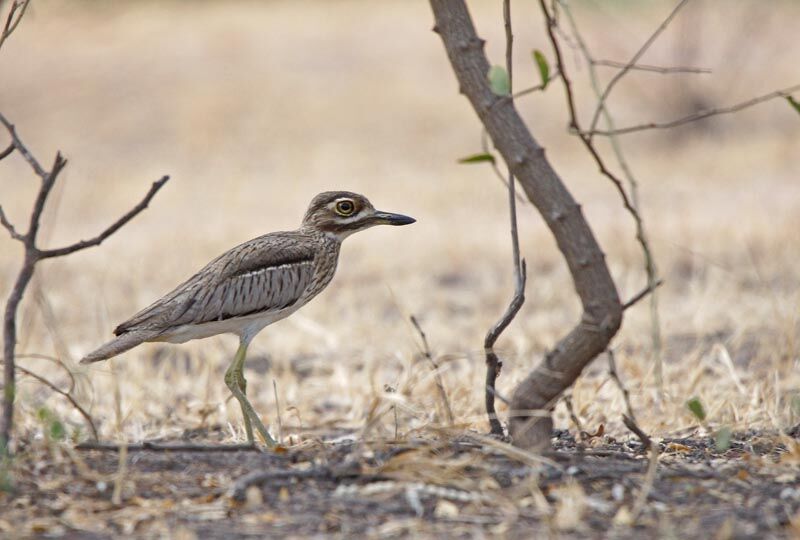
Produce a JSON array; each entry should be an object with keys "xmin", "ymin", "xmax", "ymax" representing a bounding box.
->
[{"xmin": 3, "ymin": 429, "xmax": 799, "ymax": 539}]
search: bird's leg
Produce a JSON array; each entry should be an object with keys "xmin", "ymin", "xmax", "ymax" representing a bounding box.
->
[
  {"xmin": 236, "ymin": 372, "xmax": 253, "ymax": 442},
  {"xmin": 224, "ymin": 342, "xmax": 276, "ymax": 447},
  {"xmin": 225, "ymin": 342, "xmax": 253, "ymax": 442}
]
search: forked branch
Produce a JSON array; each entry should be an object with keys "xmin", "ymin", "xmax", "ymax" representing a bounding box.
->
[
  {"xmin": 587, "ymin": 0, "xmax": 691, "ymax": 136},
  {"xmin": 0, "ymin": 0, "xmax": 30, "ymax": 52},
  {"xmin": 0, "ymin": 114, "xmax": 169, "ymax": 455}
]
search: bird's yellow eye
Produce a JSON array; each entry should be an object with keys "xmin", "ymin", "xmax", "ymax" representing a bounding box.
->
[{"xmin": 335, "ymin": 199, "xmax": 356, "ymax": 216}]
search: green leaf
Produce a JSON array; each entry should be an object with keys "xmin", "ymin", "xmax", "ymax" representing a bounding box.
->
[
  {"xmin": 49, "ymin": 420, "xmax": 65, "ymax": 441},
  {"xmin": 714, "ymin": 426, "xmax": 732, "ymax": 452},
  {"xmin": 488, "ymin": 65, "xmax": 510, "ymax": 96},
  {"xmin": 686, "ymin": 397, "xmax": 706, "ymax": 422},
  {"xmin": 36, "ymin": 407, "xmax": 65, "ymax": 441},
  {"xmin": 36, "ymin": 407, "xmax": 50, "ymax": 423},
  {"xmin": 787, "ymin": 96, "xmax": 800, "ymax": 116},
  {"xmin": 532, "ymin": 49, "xmax": 550, "ymax": 88},
  {"xmin": 457, "ymin": 153, "xmax": 496, "ymax": 165}
]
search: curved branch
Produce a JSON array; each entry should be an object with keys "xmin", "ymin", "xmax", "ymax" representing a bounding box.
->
[
  {"xmin": 429, "ymin": 0, "xmax": 622, "ymax": 449},
  {"xmin": 0, "ymin": 143, "xmax": 13, "ymax": 161},
  {"xmin": 13, "ymin": 364, "xmax": 98, "ymax": 441},
  {"xmin": 39, "ymin": 176, "xmax": 170, "ymax": 259}
]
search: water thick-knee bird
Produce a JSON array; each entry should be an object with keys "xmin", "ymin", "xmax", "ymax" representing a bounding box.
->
[{"xmin": 81, "ymin": 191, "xmax": 415, "ymax": 445}]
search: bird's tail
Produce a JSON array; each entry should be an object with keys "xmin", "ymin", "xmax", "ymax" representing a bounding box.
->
[{"xmin": 80, "ymin": 330, "xmax": 160, "ymax": 364}]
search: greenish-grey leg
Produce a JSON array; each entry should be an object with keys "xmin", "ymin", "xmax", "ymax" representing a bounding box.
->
[
  {"xmin": 224, "ymin": 341, "xmax": 276, "ymax": 446},
  {"xmin": 225, "ymin": 342, "xmax": 254, "ymax": 442}
]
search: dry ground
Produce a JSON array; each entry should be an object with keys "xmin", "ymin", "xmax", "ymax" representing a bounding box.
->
[{"xmin": 1, "ymin": 0, "xmax": 799, "ymax": 537}]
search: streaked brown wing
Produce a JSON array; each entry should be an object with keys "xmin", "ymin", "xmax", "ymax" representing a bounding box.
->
[{"xmin": 114, "ymin": 232, "xmax": 316, "ymax": 335}]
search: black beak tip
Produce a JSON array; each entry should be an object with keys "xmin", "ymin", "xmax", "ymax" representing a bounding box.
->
[
  {"xmin": 378, "ymin": 212, "xmax": 416, "ymax": 226},
  {"xmin": 392, "ymin": 214, "xmax": 416, "ymax": 226}
]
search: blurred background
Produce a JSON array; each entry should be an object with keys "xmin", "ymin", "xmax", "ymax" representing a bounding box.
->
[{"xmin": 0, "ymin": 0, "xmax": 798, "ymax": 442}]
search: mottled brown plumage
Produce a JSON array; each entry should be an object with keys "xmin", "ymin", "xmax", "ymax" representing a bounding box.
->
[{"xmin": 81, "ymin": 191, "xmax": 414, "ymax": 445}]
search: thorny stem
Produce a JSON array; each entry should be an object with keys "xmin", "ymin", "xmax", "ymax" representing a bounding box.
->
[{"xmin": 484, "ymin": 0, "xmax": 527, "ymax": 437}]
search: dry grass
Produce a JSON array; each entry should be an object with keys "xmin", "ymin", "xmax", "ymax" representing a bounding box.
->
[{"xmin": 1, "ymin": 0, "xmax": 798, "ymax": 460}]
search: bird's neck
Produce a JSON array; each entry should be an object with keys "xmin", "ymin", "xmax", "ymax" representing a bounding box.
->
[{"xmin": 300, "ymin": 224, "xmax": 351, "ymax": 243}]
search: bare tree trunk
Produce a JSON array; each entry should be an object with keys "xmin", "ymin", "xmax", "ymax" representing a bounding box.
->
[
  {"xmin": 1, "ymin": 256, "xmax": 34, "ymax": 452},
  {"xmin": 428, "ymin": 0, "xmax": 622, "ymax": 449}
]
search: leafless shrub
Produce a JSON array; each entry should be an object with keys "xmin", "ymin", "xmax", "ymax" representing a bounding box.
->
[{"xmin": 0, "ymin": 113, "xmax": 168, "ymax": 455}]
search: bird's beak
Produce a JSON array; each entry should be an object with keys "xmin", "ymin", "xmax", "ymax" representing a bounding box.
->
[{"xmin": 373, "ymin": 211, "xmax": 416, "ymax": 226}]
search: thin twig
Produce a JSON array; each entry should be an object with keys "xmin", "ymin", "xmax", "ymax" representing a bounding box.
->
[
  {"xmin": 606, "ymin": 350, "xmax": 636, "ymax": 424},
  {"xmin": 607, "ymin": 349, "xmax": 651, "ymax": 450},
  {"xmin": 587, "ymin": 0, "xmax": 691, "ymax": 136},
  {"xmin": 512, "ymin": 70, "xmax": 560, "ymax": 98},
  {"xmin": 538, "ymin": 1, "xmax": 639, "ymax": 223},
  {"xmin": 559, "ymin": 1, "xmax": 664, "ymax": 384},
  {"xmin": 0, "ymin": 0, "xmax": 30, "ymax": 52},
  {"xmin": 563, "ymin": 394, "xmax": 583, "ymax": 433},
  {"xmin": 17, "ymin": 353, "xmax": 78, "ymax": 395},
  {"xmin": 622, "ymin": 414, "xmax": 651, "ymax": 450},
  {"xmin": 592, "ymin": 59, "xmax": 710, "ymax": 74},
  {"xmin": 409, "ymin": 315, "xmax": 454, "ymax": 426},
  {"xmin": 27, "ymin": 154, "xmax": 67, "ymax": 243},
  {"xmin": 0, "ymin": 205, "xmax": 24, "ymax": 241},
  {"xmin": 13, "ymin": 364, "xmax": 98, "ymax": 440},
  {"xmin": 38, "ymin": 176, "xmax": 170, "ymax": 258},
  {"xmin": 589, "ymin": 83, "xmax": 800, "ymax": 136},
  {"xmin": 622, "ymin": 280, "xmax": 664, "ymax": 311},
  {"xmin": 0, "ymin": 143, "xmax": 13, "ymax": 161},
  {"xmin": 484, "ymin": 0, "xmax": 527, "ymax": 438},
  {"xmin": 542, "ymin": 0, "xmax": 665, "ymax": 385},
  {"xmin": 0, "ymin": 113, "xmax": 48, "ymax": 178},
  {"xmin": 478, "ymin": 129, "xmax": 527, "ymax": 205}
]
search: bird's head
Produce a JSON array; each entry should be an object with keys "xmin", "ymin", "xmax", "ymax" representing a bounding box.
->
[{"xmin": 302, "ymin": 191, "xmax": 415, "ymax": 240}]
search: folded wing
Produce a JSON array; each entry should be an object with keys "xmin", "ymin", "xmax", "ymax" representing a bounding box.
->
[{"xmin": 114, "ymin": 233, "xmax": 316, "ymax": 336}]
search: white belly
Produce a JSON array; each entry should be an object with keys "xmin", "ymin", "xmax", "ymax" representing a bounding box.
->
[{"xmin": 155, "ymin": 305, "xmax": 301, "ymax": 344}]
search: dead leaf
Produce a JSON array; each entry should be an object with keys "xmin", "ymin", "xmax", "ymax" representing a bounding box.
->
[{"xmin": 665, "ymin": 442, "xmax": 692, "ymax": 453}]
